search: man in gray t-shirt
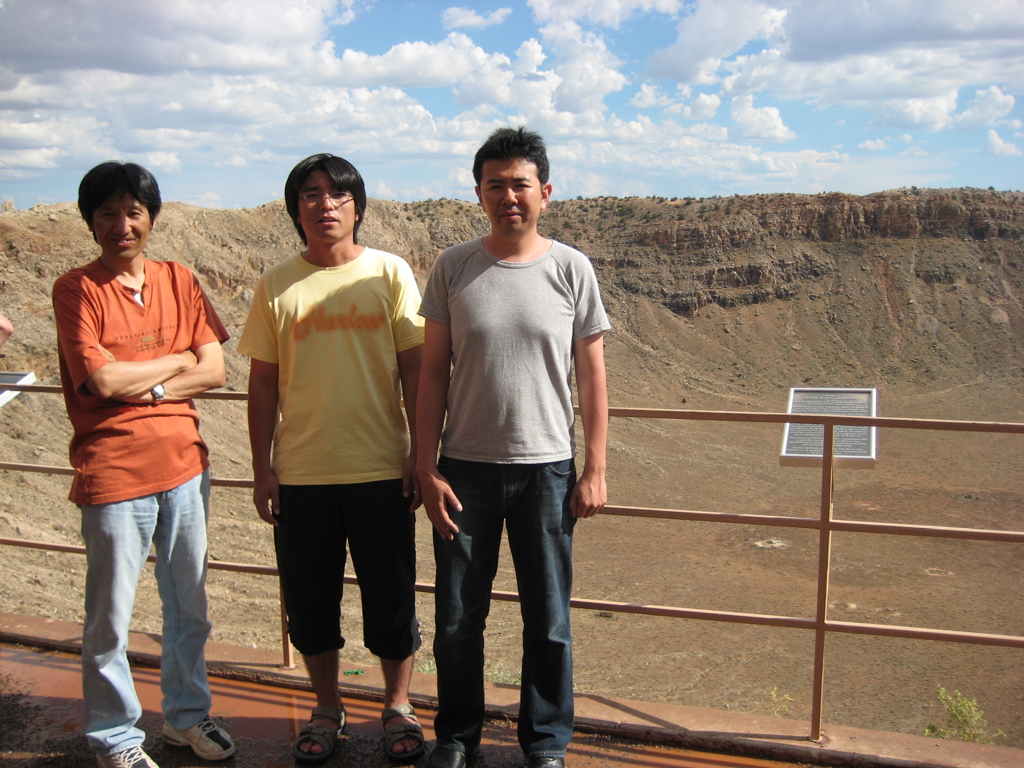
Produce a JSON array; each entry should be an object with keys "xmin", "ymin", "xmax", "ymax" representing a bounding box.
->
[{"xmin": 417, "ymin": 127, "xmax": 610, "ymax": 768}]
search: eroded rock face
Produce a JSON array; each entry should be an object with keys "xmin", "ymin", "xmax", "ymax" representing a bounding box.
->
[
  {"xmin": 1, "ymin": 187, "xmax": 1021, "ymax": 391},
  {"xmin": 553, "ymin": 189, "xmax": 1024, "ymax": 319}
]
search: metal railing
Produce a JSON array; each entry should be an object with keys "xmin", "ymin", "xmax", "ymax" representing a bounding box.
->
[{"xmin": 1, "ymin": 382, "xmax": 1022, "ymax": 742}]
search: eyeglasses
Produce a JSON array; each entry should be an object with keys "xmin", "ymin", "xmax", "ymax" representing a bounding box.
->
[{"xmin": 299, "ymin": 191, "xmax": 354, "ymax": 207}]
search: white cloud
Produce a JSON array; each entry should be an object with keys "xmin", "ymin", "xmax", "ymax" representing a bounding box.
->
[
  {"xmin": 143, "ymin": 151, "xmax": 182, "ymax": 174},
  {"xmin": 630, "ymin": 84, "xmax": 673, "ymax": 109},
  {"xmin": 953, "ymin": 86, "xmax": 1015, "ymax": 130},
  {"xmin": 528, "ymin": 0, "xmax": 684, "ymax": 28},
  {"xmin": 0, "ymin": 0, "xmax": 344, "ymax": 75},
  {"xmin": 192, "ymin": 191, "xmax": 224, "ymax": 206},
  {"xmin": 729, "ymin": 94, "xmax": 795, "ymax": 141},
  {"xmin": 874, "ymin": 91, "xmax": 960, "ymax": 132},
  {"xmin": 782, "ymin": 0, "xmax": 1024, "ymax": 62},
  {"xmin": 335, "ymin": 33, "xmax": 502, "ymax": 88},
  {"xmin": 983, "ymin": 130, "xmax": 1022, "ymax": 157},
  {"xmin": 539, "ymin": 22, "xmax": 628, "ymax": 114},
  {"xmin": 646, "ymin": 0, "xmax": 786, "ymax": 84},
  {"xmin": 443, "ymin": 6, "xmax": 513, "ymax": 30},
  {"xmin": 0, "ymin": 146, "xmax": 65, "ymax": 169},
  {"xmin": 0, "ymin": 0, "xmax": 1020, "ymax": 207},
  {"xmin": 513, "ymin": 39, "xmax": 547, "ymax": 75},
  {"xmin": 677, "ymin": 93, "xmax": 721, "ymax": 120}
]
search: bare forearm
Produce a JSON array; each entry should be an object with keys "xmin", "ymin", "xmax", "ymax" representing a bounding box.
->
[
  {"xmin": 415, "ymin": 369, "xmax": 447, "ymax": 473},
  {"xmin": 415, "ymin": 322, "xmax": 451, "ymax": 474},
  {"xmin": 578, "ymin": 374, "xmax": 608, "ymax": 475},
  {"xmin": 575, "ymin": 333, "xmax": 609, "ymax": 474},
  {"xmin": 397, "ymin": 345, "xmax": 423, "ymax": 456},
  {"xmin": 162, "ymin": 357, "xmax": 226, "ymax": 399},
  {"xmin": 87, "ymin": 352, "xmax": 195, "ymax": 400}
]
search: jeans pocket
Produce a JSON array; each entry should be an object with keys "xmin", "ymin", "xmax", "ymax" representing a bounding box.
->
[{"xmin": 542, "ymin": 459, "xmax": 574, "ymax": 479}]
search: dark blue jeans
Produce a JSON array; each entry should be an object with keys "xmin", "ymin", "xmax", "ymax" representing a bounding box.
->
[{"xmin": 432, "ymin": 457, "xmax": 577, "ymax": 758}]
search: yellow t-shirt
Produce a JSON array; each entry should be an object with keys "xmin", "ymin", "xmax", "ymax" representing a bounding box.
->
[{"xmin": 238, "ymin": 249, "xmax": 424, "ymax": 484}]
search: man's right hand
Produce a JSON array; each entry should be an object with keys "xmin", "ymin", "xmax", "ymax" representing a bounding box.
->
[
  {"xmin": 252, "ymin": 468, "xmax": 280, "ymax": 526},
  {"xmin": 418, "ymin": 467, "xmax": 462, "ymax": 540}
]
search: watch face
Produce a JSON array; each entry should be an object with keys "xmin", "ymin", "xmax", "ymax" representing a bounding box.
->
[{"xmin": 152, "ymin": 384, "xmax": 165, "ymax": 400}]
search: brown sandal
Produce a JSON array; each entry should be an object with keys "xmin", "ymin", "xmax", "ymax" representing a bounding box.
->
[
  {"xmin": 294, "ymin": 705, "xmax": 346, "ymax": 765},
  {"xmin": 382, "ymin": 703, "xmax": 425, "ymax": 762}
]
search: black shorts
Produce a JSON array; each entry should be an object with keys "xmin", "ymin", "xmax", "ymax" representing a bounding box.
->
[{"xmin": 273, "ymin": 480, "xmax": 421, "ymax": 659}]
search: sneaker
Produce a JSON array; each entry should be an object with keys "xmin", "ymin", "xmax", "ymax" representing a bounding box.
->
[
  {"xmin": 96, "ymin": 745, "xmax": 159, "ymax": 768},
  {"xmin": 162, "ymin": 715, "xmax": 236, "ymax": 761}
]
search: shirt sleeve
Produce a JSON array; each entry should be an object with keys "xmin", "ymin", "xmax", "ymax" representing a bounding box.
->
[
  {"xmin": 186, "ymin": 267, "xmax": 230, "ymax": 348},
  {"xmin": 237, "ymin": 277, "xmax": 280, "ymax": 363},
  {"xmin": 390, "ymin": 256, "xmax": 425, "ymax": 353},
  {"xmin": 52, "ymin": 275, "xmax": 111, "ymax": 393},
  {"xmin": 419, "ymin": 251, "xmax": 452, "ymax": 325}
]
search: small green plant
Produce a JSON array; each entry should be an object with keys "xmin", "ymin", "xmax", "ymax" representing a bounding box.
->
[
  {"xmin": 486, "ymin": 662, "xmax": 522, "ymax": 686},
  {"xmin": 768, "ymin": 687, "xmax": 793, "ymax": 717},
  {"xmin": 415, "ymin": 659, "xmax": 437, "ymax": 675},
  {"xmin": 925, "ymin": 686, "xmax": 1005, "ymax": 744},
  {"xmin": 416, "ymin": 659, "xmax": 521, "ymax": 686}
]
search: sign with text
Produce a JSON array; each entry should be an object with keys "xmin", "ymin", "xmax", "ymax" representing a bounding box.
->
[{"xmin": 780, "ymin": 388, "xmax": 877, "ymax": 468}]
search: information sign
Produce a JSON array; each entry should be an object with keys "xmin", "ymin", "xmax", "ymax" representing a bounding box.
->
[{"xmin": 780, "ymin": 387, "xmax": 877, "ymax": 468}]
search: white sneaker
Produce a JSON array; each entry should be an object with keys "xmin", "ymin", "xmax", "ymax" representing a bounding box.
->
[
  {"xmin": 162, "ymin": 715, "xmax": 236, "ymax": 761},
  {"xmin": 96, "ymin": 745, "xmax": 159, "ymax": 768}
]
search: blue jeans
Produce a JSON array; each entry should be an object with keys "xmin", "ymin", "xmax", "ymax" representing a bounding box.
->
[
  {"xmin": 432, "ymin": 457, "xmax": 576, "ymax": 758},
  {"xmin": 79, "ymin": 470, "xmax": 213, "ymax": 755}
]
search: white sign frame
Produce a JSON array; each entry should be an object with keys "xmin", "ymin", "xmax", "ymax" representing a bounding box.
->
[
  {"xmin": 0, "ymin": 371, "xmax": 36, "ymax": 409},
  {"xmin": 780, "ymin": 387, "xmax": 877, "ymax": 468}
]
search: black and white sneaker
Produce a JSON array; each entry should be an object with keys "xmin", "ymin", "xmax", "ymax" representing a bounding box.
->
[{"xmin": 162, "ymin": 715, "xmax": 236, "ymax": 761}]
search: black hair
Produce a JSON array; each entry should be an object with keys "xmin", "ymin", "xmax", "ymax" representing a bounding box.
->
[
  {"xmin": 77, "ymin": 161, "xmax": 162, "ymax": 227},
  {"xmin": 284, "ymin": 153, "xmax": 367, "ymax": 245},
  {"xmin": 472, "ymin": 126, "xmax": 550, "ymax": 186}
]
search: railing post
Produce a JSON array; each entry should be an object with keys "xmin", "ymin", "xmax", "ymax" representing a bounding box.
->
[
  {"xmin": 809, "ymin": 423, "xmax": 836, "ymax": 741},
  {"xmin": 280, "ymin": 588, "xmax": 295, "ymax": 669}
]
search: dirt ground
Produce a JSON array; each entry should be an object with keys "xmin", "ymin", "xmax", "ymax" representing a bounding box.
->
[{"xmin": 1, "ymin": 355, "xmax": 1021, "ymax": 750}]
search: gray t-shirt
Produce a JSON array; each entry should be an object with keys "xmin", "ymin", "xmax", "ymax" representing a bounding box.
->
[{"xmin": 419, "ymin": 237, "xmax": 611, "ymax": 463}]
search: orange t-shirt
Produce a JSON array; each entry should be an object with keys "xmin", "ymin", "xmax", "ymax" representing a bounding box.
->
[{"xmin": 52, "ymin": 259, "xmax": 229, "ymax": 505}]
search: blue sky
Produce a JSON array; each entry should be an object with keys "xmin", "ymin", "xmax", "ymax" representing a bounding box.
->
[{"xmin": 1, "ymin": 0, "xmax": 1021, "ymax": 209}]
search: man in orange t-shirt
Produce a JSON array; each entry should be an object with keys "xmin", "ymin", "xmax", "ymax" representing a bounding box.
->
[{"xmin": 52, "ymin": 162, "xmax": 234, "ymax": 768}]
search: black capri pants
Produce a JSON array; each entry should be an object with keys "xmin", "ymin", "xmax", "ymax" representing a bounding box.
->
[{"xmin": 274, "ymin": 479, "xmax": 421, "ymax": 659}]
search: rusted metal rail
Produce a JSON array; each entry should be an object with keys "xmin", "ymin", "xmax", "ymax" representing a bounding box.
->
[{"xmin": 1, "ymin": 382, "xmax": 1022, "ymax": 741}]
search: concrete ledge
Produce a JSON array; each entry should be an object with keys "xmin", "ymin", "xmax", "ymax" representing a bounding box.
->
[{"xmin": 2, "ymin": 612, "xmax": 1020, "ymax": 768}]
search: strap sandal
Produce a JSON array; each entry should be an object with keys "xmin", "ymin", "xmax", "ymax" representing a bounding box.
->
[
  {"xmin": 381, "ymin": 702, "xmax": 426, "ymax": 762},
  {"xmin": 294, "ymin": 705, "xmax": 346, "ymax": 765}
]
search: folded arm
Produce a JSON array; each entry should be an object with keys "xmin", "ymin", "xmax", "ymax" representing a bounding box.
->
[
  {"xmin": 85, "ymin": 347, "xmax": 198, "ymax": 401},
  {"xmin": 86, "ymin": 341, "xmax": 225, "ymax": 403}
]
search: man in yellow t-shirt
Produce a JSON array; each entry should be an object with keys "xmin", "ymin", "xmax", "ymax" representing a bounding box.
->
[{"xmin": 238, "ymin": 154, "xmax": 425, "ymax": 765}]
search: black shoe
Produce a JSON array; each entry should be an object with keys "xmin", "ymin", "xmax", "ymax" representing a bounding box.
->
[
  {"xmin": 527, "ymin": 757, "xmax": 565, "ymax": 768},
  {"xmin": 428, "ymin": 745, "xmax": 470, "ymax": 768}
]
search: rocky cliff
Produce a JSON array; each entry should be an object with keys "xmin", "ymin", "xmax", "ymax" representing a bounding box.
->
[{"xmin": 1, "ymin": 187, "xmax": 1022, "ymax": 415}]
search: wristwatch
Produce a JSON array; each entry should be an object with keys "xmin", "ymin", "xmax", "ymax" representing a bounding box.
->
[{"xmin": 151, "ymin": 383, "xmax": 165, "ymax": 404}]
